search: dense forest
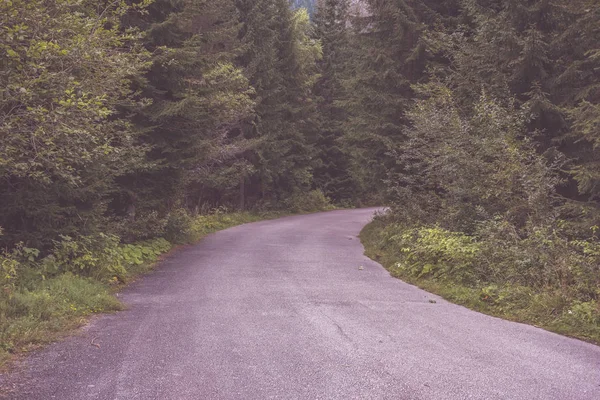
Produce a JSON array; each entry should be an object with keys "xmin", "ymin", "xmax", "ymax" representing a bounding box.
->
[{"xmin": 0, "ymin": 0, "xmax": 599, "ymax": 357}]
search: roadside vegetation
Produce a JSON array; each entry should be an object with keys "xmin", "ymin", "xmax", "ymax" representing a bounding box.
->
[
  {"xmin": 362, "ymin": 216, "xmax": 600, "ymax": 344},
  {"xmin": 0, "ymin": 198, "xmax": 334, "ymax": 367}
]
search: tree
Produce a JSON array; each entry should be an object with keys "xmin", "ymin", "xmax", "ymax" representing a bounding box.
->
[
  {"xmin": 389, "ymin": 84, "xmax": 560, "ymax": 232},
  {"xmin": 557, "ymin": 1, "xmax": 600, "ymax": 203},
  {"xmin": 121, "ymin": 0, "xmax": 255, "ymax": 217},
  {"xmin": 237, "ymin": 0, "xmax": 322, "ymax": 205},
  {"xmin": 312, "ymin": 0, "xmax": 358, "ymax": 203},
  {"xmin": 340, "ymin": 0, "xmax": 425, "ymax": 198},
  {"xmin": 438, "ymin": 0, "xmax": 600, "ymax": 232},
  {"xmin": 0, "ymin": 0, "xmax": 151, "ymax": 248}
]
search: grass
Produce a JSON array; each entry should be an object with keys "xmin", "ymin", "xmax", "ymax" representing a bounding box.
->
[
  {"xmin": 0, "ymin": 210, "xmax": 304, "ymax": 369},
  {"xmin": 360, "ymin": 219, "xmax": 600, "ymax": 345},
  {"xmin": 0, "ymin": 274, "xmax": 122, "ymax": 367}
]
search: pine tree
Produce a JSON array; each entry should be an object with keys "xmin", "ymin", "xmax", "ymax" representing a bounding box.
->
[
  {"xmin": 121, "ymin": 0, "xmax": 255, "ymax": 217},
  {"xmin": 237, "ymin": 0, "xmax": 321, "ymax": 205},
  {"xmin": 556, "ymin": 1, "xmax": 600, "ymax": 202},
  {"xmin": 340, "ymin": 0, "xmax": 425, "ymax": 197},
  {"xmin": 446, "ymin": 0, "xmax": 570, "ymax": 143},
  {"xmin": 312, "ymin": 0, "xmax": 358, "ymax": 203},
  {"xmin": 443, "ymin": 0, "xmax": 600, "ymax": 229}
]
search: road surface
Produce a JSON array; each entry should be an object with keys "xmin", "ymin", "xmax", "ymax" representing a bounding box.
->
[{"xmin": 1, "ymin": 209, "xmax": 599, "ymax": 399}]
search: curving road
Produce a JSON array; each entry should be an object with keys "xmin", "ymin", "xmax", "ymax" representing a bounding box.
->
[{"xmin": 1, "ymin": 209, "xmax": 599, "ymax": 399}]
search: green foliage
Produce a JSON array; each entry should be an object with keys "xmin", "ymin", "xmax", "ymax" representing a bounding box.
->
[
  {"xmin": 283, "ymin": 190, "xmax": 335, "ymax": 213},
  {"xmin": 112, "ymin": 211, "xmax": 169, "ymax": 243},
  {"xmin": 474, "ymin": 221, "xmax": 600, "ymax": 298},
  {"xmin": 122, "ymin": 0, "xmax": 256, "ymax": 216},
  {"xmin": 387, "ymin": 226, "xmax": 481, "ymax": 284},
  {"xmin": 164, "ymin": 209, "xmax": 195, "ymax": 244},
  {"xmin": 0, "ymin": 0, "xmax": 152, "ymax": 248},
  {"xmin": 389, "ymin": 85, "xmax": 561, "ymax": 232},
  {"xmin": 237, "ymin": 1, "xmax": 322, "ymax": 204},
  {"xmin": 0, "ymin": 245, "xmax": 27, "ymax": 293},
  {"xmin": 338, "ymin": 0, "xmax": 427, "ymax": 195},
  {"xmin": 1, "ymin": 0, "xmax": 346, "ymax": 256},
  {"xmin": 0, "ymin": 273, "xmax": 122, "ymax": 364},
  {"xmin": 362, "ymin": 217, "xmax": 600, "ymax": 343},
  {"xmin": 1, "ymin": 234, "xmax": 173, "ymax": 288},
  {"xmin": 45, "ymin": 234, "xmax": 129, "ymax": 283},
  {"xmin": 312, "ymin": 0, "xmax": 360, "ymax": 203},
  {"xmin": 431, "ymin": 0, "xmax": 600, "ymax": 227}
]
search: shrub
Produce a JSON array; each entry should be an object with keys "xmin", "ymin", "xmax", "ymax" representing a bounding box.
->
[
  {"xmin": 44, "ymin": 234, "xmax": 127, "ymax": 283},
  {"xmin": 1, "ymin": 246, "xmax": 24, "ymax": 295},
  {"xmin": 112, "ymin": 211, "xmax": 168, "ymax": 243},
  {"xmin": 474, "ymin": 219, "xmax": 600, "ymax": 298},
  {"xmin": 3, "ymin": 234, "xmax": 175, "ymax": 286},
  {"xmin": 164, "ymin": 208, "xmax": 195, "ymax": 244},
  {"xmin": 118, "ymin": 238, "xmax": 172, "ymax": 278},
  {"xmin": 386, "ymin": 226, "xmax": 481, "ymax": 285},
  {"xmin": 283, "ymin": 190, "xmax": 334, "ymax": 213}
]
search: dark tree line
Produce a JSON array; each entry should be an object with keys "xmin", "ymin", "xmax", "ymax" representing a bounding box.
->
[
  {"xmin": 1, "ymin": 0, "xmax": 327, "ymax": 249},
  {"xmin": 2, "ymin": 0, "xmax": 600, "ymax": 284}
]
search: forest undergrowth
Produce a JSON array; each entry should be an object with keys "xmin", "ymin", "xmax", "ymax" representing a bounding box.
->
[{"xmin": 361, "ymin": 216, "xmax": 600, "ymax": 344}]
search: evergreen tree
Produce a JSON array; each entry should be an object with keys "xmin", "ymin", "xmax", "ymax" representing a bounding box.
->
[
  {"xmin": 313, "ymin": 0, "xmax": 358, "ymax": 203},
  {"xmin": 341, "ymin": 0, "xmax": 425, "ymax": 197},
  {"xmin": 449, "ymin": 0, "xmax": 562, "ymax": 119},
  {"xmin": 436, "ymin": 0, "xmax": 600, "ymax": 231},
  {"xmin": 237, "ymin": 0, "xmax": 321, "ymax": 205},
  {"xmin": 557, "ymin": 1, "xmax": 600, "ymax": 203},
  {"xmin": 121, "ymin": 0, "xmax": 255, "ymax": 218}
]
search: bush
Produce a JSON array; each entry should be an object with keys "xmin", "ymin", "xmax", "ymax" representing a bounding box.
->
[
  {"xmin": 118, "ymin": 238, "xmax": 172, "ymax": 277},
  {"xmin": 1, "ymin": 245, "xmax": 26, "ymax": 293},
  {"xmin": 384, "ymin": 225, "xmax": 481, "ymax": 284},
  {"xmin": 474, "ymin": 219, "xmax": 600, "ymax": 298},
  {"xmin": 0, "ymin": 234, "xmax": 174, "ymax": 288},
  {"xmin": 112, "ymin": 211, "xmax": 168, "ymax": 243},
  {"xmin": 42, "ymin": 234, "xmax": 128, "ymax": 283},
  {"xmin": 164, "ymin": 208, "xmax": 195, "ymax": 244},
  {"xmin": 362, "ymin": 216, "xmax": 600, "ymax": 343},
  {"xmin": 283, "ymin": 190, "xmax": 334, "ymax": 213}
]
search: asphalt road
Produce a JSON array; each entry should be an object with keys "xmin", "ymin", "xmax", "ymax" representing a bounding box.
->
[{"xmin": 1, "ymin": 209, "xmax": 599, "ymax": 400}]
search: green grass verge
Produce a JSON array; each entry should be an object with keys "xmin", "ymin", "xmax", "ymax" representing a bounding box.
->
[
  {"xmin": 0, "ymin": 274, "xmax": 122, "ymax": 367},
  {"xmin": 0, "ymin": 211, "xmax": 293, "ymax": 369},
  {"xmin": 360, "ymin": 219, "xmax": 600, "ymax": 345}
]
